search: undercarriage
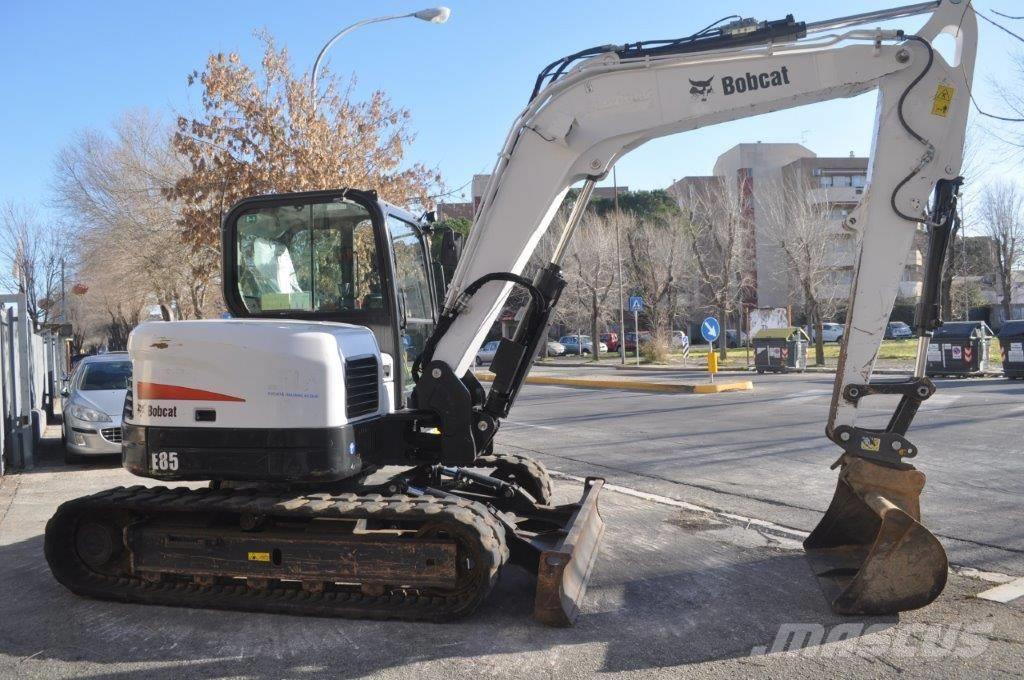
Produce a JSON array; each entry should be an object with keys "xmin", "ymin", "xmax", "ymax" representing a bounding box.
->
[{"xmin": 45, "ymin": 454, "xmax": 604, "ymax": 625}]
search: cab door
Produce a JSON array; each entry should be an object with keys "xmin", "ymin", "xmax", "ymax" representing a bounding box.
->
[{"xmin": 386, "ymin": 214, "xmax": 437, "ymax": 404}]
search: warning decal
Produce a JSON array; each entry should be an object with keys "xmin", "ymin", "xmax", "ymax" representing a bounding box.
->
[{"xmin": 932, "ymin": 83, "xmax": 955, "ymax": 117}]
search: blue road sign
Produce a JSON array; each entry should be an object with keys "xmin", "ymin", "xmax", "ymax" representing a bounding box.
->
[
  {"xmin": 628, "ymin": 296, "xmax": 644, "ymax": 312},
  {"xmin": 700, "ymin": 317, "xmax": 721, "ymax": 343}
]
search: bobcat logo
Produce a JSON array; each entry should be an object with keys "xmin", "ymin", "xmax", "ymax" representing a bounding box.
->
[{"xmin": 689, "ymin": 77, "xmax": 714, "ymax": 102}]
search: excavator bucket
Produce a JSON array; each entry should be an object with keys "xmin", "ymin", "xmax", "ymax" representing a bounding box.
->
[
  {"xmin": 804, "ymin": 456, "xmax": 948, "ymax": 615},
  {"xmin": 532, "ymin": 477, "xmax": 606, "ymax": 626}
]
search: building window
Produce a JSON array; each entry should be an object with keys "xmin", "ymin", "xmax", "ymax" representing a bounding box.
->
[
  {"xmin": 832, "ymin": 175, "xmax": 852, "ymax": 187},
  {"xmin": 852, "ymin": 174, "xmax": 866, "ymax": 188},
  {"xmin": 820, "ymin": 176, "xmax": 832, "ymax": 188}
]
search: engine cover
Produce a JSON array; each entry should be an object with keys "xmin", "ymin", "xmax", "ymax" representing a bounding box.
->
[
  {"xmin": 127, "ymin": 319, "xmax": 384, "ymax": 430},
  {"xmin": 121, "ymin": 319, "xmax": 385, "ymax": 483}
]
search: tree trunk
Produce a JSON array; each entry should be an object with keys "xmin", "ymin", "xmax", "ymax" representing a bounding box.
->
[
  {"xmin": 590, "ymin": 288, "xmax": 600, "ymax": 362},
  {"xmin": 940, "ymin": 267, "xmax": 954, "ymax": 320},
  {"xmin": 811, "ymin": 304, "xmax": 825, "ymax": 366},
  {"xmin": 718, "ymin": 304, "xmax": 728, "ymax": 360}
]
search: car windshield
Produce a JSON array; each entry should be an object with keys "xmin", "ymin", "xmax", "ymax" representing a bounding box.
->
[{"xmin": 79, "ymin": 361, "xmax": 132, "ymax": 390}]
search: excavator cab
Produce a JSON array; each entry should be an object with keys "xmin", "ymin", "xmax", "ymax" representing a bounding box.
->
[{"xmin": 223, "ymin": 189, "xmax": 444, "ymax": 408}]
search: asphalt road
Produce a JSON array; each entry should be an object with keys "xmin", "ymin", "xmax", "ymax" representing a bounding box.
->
[
  {"xmin": 0, "ymin": 433, "xmax": 1020, "ymax": 679},
  {"xmin": 498, "ymin": 370, "xmax": 1024, "ymax": 576}
]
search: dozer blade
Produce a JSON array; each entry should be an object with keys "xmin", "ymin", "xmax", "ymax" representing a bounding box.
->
[
  {"xmin": 804, "ymin": 455, "xmax": 948, "ymax": 615},
  {"xmin": 533, "ymin": 477, "xmax": 606, "ymax": 626}
]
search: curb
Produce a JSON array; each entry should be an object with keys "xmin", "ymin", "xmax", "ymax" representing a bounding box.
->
[
  {"xmin": 692, "ymin": 380, "xmax": 754, "ymax": 394},
  {"xmin": 475, "ymin": 372, "xmax": 753, "ymax": 394}
]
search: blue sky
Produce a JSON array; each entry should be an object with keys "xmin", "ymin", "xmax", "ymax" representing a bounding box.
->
[{"xmin": 1, "ymin": 0, "xmax": 1021, "ymax": 214}]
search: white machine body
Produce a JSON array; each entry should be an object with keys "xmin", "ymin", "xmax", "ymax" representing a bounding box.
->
[{"xmin": 126, "ymin": 319, "xmax": 387, "ymax": 430}]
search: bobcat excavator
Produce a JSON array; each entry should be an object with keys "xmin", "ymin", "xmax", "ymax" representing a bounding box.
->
[{"xmin": 46, "ymin": 0, "xmax": 976, "ymax": 625}]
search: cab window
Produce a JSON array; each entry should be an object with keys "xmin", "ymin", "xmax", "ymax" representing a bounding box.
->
[
  {"xmin": 388, "ymin": 216, "xmax": 433, "ymax": 322},
  {"xmin": 236, "ymin": 201, "xmax": 382, "ymax": 314},
  {"xmin": 388, "ymin": 215, "xmax": 434, "ymax": 398}
]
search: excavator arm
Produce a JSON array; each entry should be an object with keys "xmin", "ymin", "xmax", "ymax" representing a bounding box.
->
[{"xmin": 412, "ymin": 0, "xmax": 976, "ymax": 615}]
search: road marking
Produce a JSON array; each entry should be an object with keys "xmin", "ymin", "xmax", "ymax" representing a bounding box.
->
[
  {"xmin": 976, "ymin": 576, "xmax": 1024, "ymax": 603},
  {"xmin": 778, "ymin": 389, "xmax": 832, "ymax": 404},
  {"xmin": 504, "ymin": 420, "xmax": 557, "ymax": 431}
]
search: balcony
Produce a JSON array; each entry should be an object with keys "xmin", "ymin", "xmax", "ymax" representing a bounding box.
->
[{"xmin": 806, "ymin": 186, "xmax": 865, "ymax": 206}]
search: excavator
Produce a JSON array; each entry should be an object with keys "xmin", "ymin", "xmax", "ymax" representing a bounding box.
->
[{"xmin": 46, "ymin": 0, "xmax": 976, "ymax": 625}]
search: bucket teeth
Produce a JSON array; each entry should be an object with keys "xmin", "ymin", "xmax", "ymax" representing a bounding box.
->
[{"xmin": 804, "ymin": 455, "xmax": 948, "ymax": 615}]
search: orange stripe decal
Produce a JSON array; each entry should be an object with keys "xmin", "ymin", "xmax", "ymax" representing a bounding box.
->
[{"xmin": 137, "ymin": 381, "xmax": 246, "ymax": 402}]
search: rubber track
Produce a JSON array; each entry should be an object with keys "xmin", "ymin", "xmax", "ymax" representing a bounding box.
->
[
  {"xmin": 472, "ymin": 452, "xmax": 554, "ymax": 505},
  {"xmin": 45, "ymin": 485, "xmax": 509, "ymax": 622}
]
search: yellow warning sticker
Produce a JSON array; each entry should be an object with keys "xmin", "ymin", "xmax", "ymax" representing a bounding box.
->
[
  {"xmin": 247, "ymin": 551, "xmax": 271, "ymax": 562},
  {"xmin": 860, "ymin": 437, "xmax": 881, "ymax": 453},
  {"xmin": 931, "ymin": 84, "xmax": 955, "ymax": 117}
]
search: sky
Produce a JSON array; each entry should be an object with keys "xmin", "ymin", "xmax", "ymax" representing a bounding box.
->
[{"xmin": 1, "ymin": 0, "xmax": 1021, "ymax": 218}]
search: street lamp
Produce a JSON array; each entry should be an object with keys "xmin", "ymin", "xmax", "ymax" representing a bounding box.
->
[{"xmin": 310, "ymin": 7, "xmax": 451, "ymax": 102}]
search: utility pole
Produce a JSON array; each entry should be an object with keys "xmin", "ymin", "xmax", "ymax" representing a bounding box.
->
[
  {"xmin": 614, "ymin": 167, "xmax": 626, "ymax": 364},
  {"xmin": 60, "ymin": 257, "xmax": 66, "ymax": 323}
]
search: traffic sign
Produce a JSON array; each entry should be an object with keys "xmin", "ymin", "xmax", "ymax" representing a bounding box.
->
[
  {"xmin": 700, "ymin": 317, "xmax": 721, "ymax": 343},
  {"xmin": 628, "ymin": 296, "xmax": 644, "ymax": 312}
]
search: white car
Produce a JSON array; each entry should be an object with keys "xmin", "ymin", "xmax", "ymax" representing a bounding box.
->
[
  {"xmin": 811, "ymin": 322, "xmax": 844, "ymax": 343},
  {"xmin": 475, "ymin": 340, "xmax": 500, "ymax": 366},
  {"xmin": 62, "ymin": 353, "xmax": 132, "ymax": 463}
]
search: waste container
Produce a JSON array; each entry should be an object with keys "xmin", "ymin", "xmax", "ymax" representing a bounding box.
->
[
  {"xmin": 925, "ymin": 320, "xmax": 993, "ymax": 377},
  {"xmin": 753, "ymin": 327, "xmax": 810, "ymax": 374},
  {"xmin": 997, "ymin": 320, "xmax": 1024, "ymax": 379}
]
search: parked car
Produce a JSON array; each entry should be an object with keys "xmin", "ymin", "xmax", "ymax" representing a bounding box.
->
[
  {"xmin": 599, "ymin": 332, "xmax": 619, "ymax": 353},
  {"xmin": 475, "ymin": 340, "xmax": 500, "ymax": 366},
  {"xmin": 724, "ymin": 329, "xmax": 750, "ymax": 348},
  {"xmin": 558, "ymin": 335, "xmax": 607, "ymax": 355},
  {"xmin": 885, "ymin": 321, "xmax": 914, "ymax": 339},
  {"xmin": 62, "ymin": 352, "xmax": 132, "ymax": 464},
  {"xmin": 623, "ymin": 331, "xmax": 653, "ymax": 352},
  {"xmin": 810, "ymin": 322, "xmax": 844, "ymax": 343},
  {"xmin": 545, "ymin": 340, "xmax": 566, "ymax": 357}
]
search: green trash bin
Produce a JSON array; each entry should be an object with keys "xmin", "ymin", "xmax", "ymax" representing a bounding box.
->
[{"xmin": 753, "ymin": 327, "xmax": 811, "ymax": 374}]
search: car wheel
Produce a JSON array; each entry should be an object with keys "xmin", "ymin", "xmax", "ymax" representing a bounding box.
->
[
  {"xmin": 475, "ymin": 357, "xmax": 482, "ymax": 367},
  {"xmin": 582, "ymin": 349, "xmax": 591, "ymax": 355}
]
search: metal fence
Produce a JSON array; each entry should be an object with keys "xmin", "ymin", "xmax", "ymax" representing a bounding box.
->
[{"xmin": 0, "ymin": 293, "xmax": 66, "ymax": 474}]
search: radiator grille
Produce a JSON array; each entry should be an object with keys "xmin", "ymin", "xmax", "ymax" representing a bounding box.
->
[
  {"xmin": 123, "ymin": 383, "xmax": 133, "ymax": 420},
  {"xmin": 345, "ymin": 356, "xmax": 379, "ymax": 419},
  {"xmin": 101, "ymin": 427, "xmax": 123, "ymax": 444}
]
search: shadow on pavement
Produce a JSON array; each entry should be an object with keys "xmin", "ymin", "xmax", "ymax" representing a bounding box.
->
[
  {"xmin": 0, "ymin": 530, "xmax": 895, "ymax": 678},
  {"xmin": 14, "ymin": 429, "xmax": 121, "ymax": 475}
]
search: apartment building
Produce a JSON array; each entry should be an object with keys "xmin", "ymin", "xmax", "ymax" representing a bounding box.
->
[{"xmin": 668, "ymin": 142, "xmax": 925, "ymax": 310}]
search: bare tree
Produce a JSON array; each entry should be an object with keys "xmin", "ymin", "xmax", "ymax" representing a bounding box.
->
[
  {"xmin": 981, "ymin": 181, "xmax": 1024, "ymax": 321},
  {"xmin": 54, "ymin": 110, "xmax": 218, "ymax": 328},
  {"xmin": 563, "ymin": 212, "xmax": 619, "ymax": 361},
  {"xmin": 622, "ymin": 212, "xmax": 685, "ymax": 341},
  {"xmin": 0, "ymin": 203, "xmax": 71, "ymax": 324},
  {"xmin": 680, "ymin": 176, "xmax": 754, "ymax": 358},
  {"xmin": 760, "ymin": 175, "xmax": 842, "ymax": 365}
]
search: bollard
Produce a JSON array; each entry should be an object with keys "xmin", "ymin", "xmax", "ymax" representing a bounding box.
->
[{"xmin": 707, "ymin": 348, "xmax": 718, "ymax": 383}]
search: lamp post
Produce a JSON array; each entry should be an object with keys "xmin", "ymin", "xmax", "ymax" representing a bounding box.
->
[{"xmin": 310, "ymin": 7, "xmax": 450, "ymax": 102}]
